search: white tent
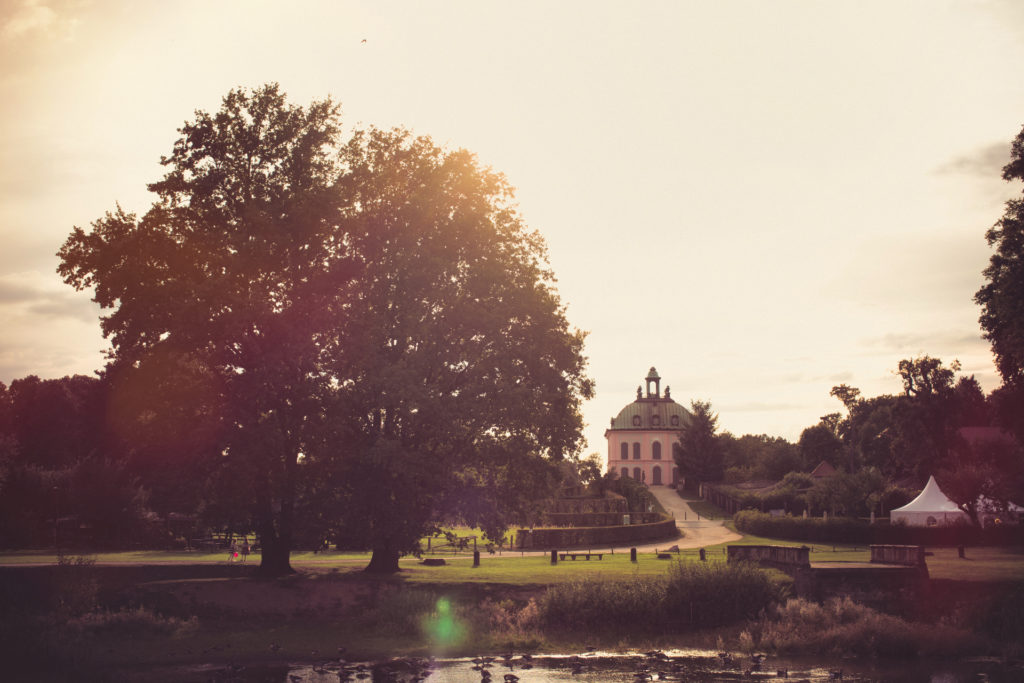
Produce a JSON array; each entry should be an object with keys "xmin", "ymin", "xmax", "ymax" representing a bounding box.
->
[{"xmin": 890, "ymin": 475, "xmax": 967, "ymax": 526}]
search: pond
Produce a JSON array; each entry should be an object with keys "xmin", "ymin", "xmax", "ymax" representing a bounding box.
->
[{"xmin": 176, "ymin": 650, "xmax": 1021, "ymax": 682}]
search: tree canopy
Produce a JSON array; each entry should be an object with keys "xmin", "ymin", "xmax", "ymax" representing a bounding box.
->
[
  {"xmin": 976, "ymin": 124, "xmax": 1024, "ymax": 387},
  {"xmin": 674, "ymin": 400, "xmax": 723, "ymax": 489},
  {"xmin": 58, "ymin": 84, "xmax": 592, "ymax": 574}
]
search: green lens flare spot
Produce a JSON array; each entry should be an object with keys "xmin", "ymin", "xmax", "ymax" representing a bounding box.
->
[{"xmin": 423, "ymin": 596, "xmax": 463, "ymax": 646}]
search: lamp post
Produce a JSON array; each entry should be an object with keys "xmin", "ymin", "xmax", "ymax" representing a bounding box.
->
[{"xmin": 52, "ymin": 485, "xmax": 59, "ymax": 555}]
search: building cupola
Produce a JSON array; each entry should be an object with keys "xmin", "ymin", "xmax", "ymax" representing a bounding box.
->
[{"xmin": 646, "ymin": 367, "xmax": 661, "ymax": 399}]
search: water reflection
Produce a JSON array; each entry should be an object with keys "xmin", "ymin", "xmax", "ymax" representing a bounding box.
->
[{"xmin": 193, "ymin": 650, "xmax": 1020, "ymax": 683}]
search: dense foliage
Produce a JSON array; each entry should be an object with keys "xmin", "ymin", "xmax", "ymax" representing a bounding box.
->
[
  {"xmin": 51, "ymin": 84, "xmax": 592, "ymax": 572},
  {"xmin": 674, "ymin": 400, "xmax": 723, "ymax": 488},
  {"xmin": 599, "ymin": 471, "xmax": 666, "ymax": 514},
  {"xmin": 977, "ymin": 124, "xmax": 1024, "ymax": 387}
]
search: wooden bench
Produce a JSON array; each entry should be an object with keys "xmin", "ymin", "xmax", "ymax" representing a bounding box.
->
[{"xmin": 559, "ymin": 552, "xmax": 603, "ymax": 561}]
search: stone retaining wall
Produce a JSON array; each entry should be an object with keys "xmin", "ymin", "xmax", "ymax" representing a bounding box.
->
[
  {"xmin": 726, "ymin": 544, "xmax": 810, "ymax": 572},
  {"xmin": 870, "ymin": 544, "xmax": 926, "ymax": 566}
]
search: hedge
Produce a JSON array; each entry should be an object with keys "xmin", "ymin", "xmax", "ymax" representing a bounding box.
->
[
  {"xmin": 515, "ymin": 517, "xmax": 678, "ymax": 550},
  {"xmin": 734, "ymin": 510, "xmax": 1024, "ymax": 546}
]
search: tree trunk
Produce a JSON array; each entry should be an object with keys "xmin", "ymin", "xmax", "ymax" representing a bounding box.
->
[
  {"xmin": 257, "ymin": 523, "xmax": 295, "ymax": 577},
  {"xmin": 365, "ymin": 546, "xmax": 401, "ymax": 574}
]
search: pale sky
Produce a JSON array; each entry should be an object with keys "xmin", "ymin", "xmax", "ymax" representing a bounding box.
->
[{"xmin": 2, "ymin": 1, "xmax": 1024, "ymax": 456}]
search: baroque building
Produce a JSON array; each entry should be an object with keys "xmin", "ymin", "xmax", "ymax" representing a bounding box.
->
[{"xmin": 605, "ymin": 367, "xmax": 692, "ymax": 486}]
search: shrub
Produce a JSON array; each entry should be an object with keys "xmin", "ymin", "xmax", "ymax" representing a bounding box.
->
[
  {"xmin": 478, "ymin": 598, "xmax": 541, "ymax": 636},
  {"xmin": 756, "ymin": 597, "xmax": 980, "ymax": 658},
  {"xmin": 51, "ymin": 553, "xmax": 99, "ymax": 618},
  {"xmin": 66, "ymin": 606, "xmax": 198, "ymax": 638},
  {"xmin": 663, "ymin": 561, "xmax": 785, "ymax": 628}
]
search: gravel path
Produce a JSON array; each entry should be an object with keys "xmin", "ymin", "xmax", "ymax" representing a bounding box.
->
[{"xmin": 644, "ymin": 485, "xmax": 741, "ymax": 549}]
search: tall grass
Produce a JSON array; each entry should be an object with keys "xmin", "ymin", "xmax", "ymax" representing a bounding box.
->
[
  {"xmin": 52, "ymin": 553, "xmax": 99, "ymax": 618},
  {"xmin": 65, "ymin": 606, "xmax": 199, "ymax": 637},
  {"xmin": 752, "ymin": 597, "xmax": 981, "ymax": 658},
  {"xmin": 366, "ymin": 588, "xmax": 443, "ymax": 635},
  {"xmin": 538, "ymin": 574, "xmax": 664, "ymax": 632},
  {"xmin": 539, "ymin": 561, "xmax": 785, "ymax": 634},
  {"xmin": 663, "ymin": 560, "xmax": 785, "ymax": 628}
]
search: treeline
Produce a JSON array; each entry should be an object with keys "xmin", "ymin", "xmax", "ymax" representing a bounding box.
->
[
  {"xmin": 677, "ymin": 356, "xmax": 1024, "ymax": 525},
  {"xmin": 0, "ymin": 373, "xmax": 219, "ymax": 549},
  {"xmin": 709, "ymin": 472, "xmax": 916, "ymax": 518}
]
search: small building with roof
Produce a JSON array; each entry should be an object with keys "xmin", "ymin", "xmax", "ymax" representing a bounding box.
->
[
  {"xmin": 810, "ymin": 461, "xmax": 837, "ymax": 479},
  {"xmin": 605, "ymin": 367, "xmax": 693, "ymax": 486}
]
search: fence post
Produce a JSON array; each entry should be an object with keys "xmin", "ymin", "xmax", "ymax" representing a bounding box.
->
[
  {"xmin": 473, "ymin": 550, "xmax": 480, "ymax": 567},
  {"xmin": 699, "ymin": 548, "xmax": 706, "ymax": 561},
  {"xmin": 630, "ymin": 547, "xmax": 637, "ymax": 563},
  {"xmin": 551, "ymin": 549, "xmax": 558, "ymax": 565}
]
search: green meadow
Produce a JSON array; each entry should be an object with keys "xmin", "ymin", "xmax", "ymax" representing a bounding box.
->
[{"xmin": 2, "ymin": 535, "xmax": 1021, "ymax": 582}]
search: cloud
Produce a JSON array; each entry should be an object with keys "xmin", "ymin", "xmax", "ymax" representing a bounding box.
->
[
  {"xmin": 859, "ymin": 330, "xmax": 986, "ymax": 354},
  {"xmin": 718, "ymin": 401, "xmax": 804, "ymax": 414},
  {"xmin": 935, "ymin": 142, "xmax": 1010, "ymax": 177},
  {"xmin": 1, "ymin": 0, "xmax": 59, "ymax": 42},
  {"xmin": 0, "ymin": 272, "xmax": 98, "ymax": 323}
]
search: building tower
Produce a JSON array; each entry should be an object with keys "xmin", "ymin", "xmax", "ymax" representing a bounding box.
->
[{"xmin": 605, "ymin": 367, "xmax": 693, "ymax": 486}]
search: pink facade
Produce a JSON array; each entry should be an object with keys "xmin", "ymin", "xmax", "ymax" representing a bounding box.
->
[
  {"xmin": 604, "ymin": 367, "xmax": 691, "ymax": 487},
  {"xmin": 606, "ymin": 428, "xmax": 680, "ymax": 486}
]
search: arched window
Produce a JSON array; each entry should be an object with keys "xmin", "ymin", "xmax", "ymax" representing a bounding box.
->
[
  {"xmin": 671, "ymin": 415, "xmax": 680, "ymax": 426},
  {"xmin": 652, "ymin": 442, "xmax": 662, "ymax": 460},
  {"xmin": 926, "ymin": 516, "xmax": 938, "ymax": 527},
  {"xmin": 632, "ymin": 415, "xmax": 641, "ymax": 426},
  {"xmin": 621, "ymin": 443, "xmax": 628, "ymax": 460},
  {"xmin": 621, "ymin": 467, "xmax": 630, "ymax": 479},
  {"xmin": 652, "ymin": 466, "xmax": 662, "ymax": 485},
  {"xmin": 651, "ymin": 414, "xmax": 661, "ymax": 426},
  {"xmin": 633, "ymin": 443, "xmax": 641, "ymax": 460},
  {"xmin": 633, "ymin": 467, "xmax": 642, "ymax": 481}
]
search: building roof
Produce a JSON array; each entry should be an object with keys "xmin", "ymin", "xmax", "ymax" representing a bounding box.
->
[
  {"xmin": 608, "ymin": 367, "xmax": 692, "ymax": 431},
  {"xmin": 609, "ymin": 399, "xmax": 693, "ymax": 430},
  {"xmin": 810, "ymin": 461, "xmax": 837, "ymax": 478}
]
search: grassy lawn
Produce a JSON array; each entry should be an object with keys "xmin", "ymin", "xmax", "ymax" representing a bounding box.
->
[
  {"xmin": 4, "ymin": 526, "xmax": 1020, "ymax": 583},
  {"xmin": 0, "ymin": 548, "xmax": 707, "ymax": 582},
  {"xmin": 924, "ymin": 544, "xmax": 1024, "ymax": 581}
]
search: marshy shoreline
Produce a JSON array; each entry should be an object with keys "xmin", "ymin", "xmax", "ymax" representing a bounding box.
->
[{"xmin": 2, "ymin": 556, "xmax": 1023, "ymax": 682}]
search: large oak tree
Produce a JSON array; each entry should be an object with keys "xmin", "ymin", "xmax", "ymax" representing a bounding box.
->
[
  {"xmin": 58, "ymin": 84, "xmax": 592, "ymax": 575},
  {"xmin": 322, "ymin": 127, "xmax": 592, "ymax": 573}
]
